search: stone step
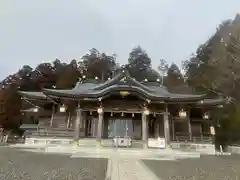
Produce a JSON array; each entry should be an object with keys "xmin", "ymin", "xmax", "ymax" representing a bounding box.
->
[
  {"xmin": 45, "ymin": 130, "xmax": 74, "ymax": 134},
  {"xmin": 31, "ymin": 133, "xmax": 73, "ymax": 138},
  {"xmin": 31, "ymin": 131, "xmax": 74, "ymax": 135},
  {"xmin": 29, "ymin": 128, "xmax": 75, "ymax": 138},
  {"xmin": 101, "ymin": 139, "xmax": 114, "ymax": 147},
  {"xmin": 77, "ymin": 139, "xmax": 98, "ymax": 147},
  {"xmin": 45, "ymin": 145, "xmax": 77, "ymax": 153},
  {"xmin": 24, "ymin": 137, "xmax": 74, "ymax": 145}
]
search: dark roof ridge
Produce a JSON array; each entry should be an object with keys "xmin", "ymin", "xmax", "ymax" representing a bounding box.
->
[{"xmin": 92, "ymin": 69, "xmax": 153, "ymax": 92}]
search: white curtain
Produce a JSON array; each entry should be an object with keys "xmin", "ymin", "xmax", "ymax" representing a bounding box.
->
[{"xmin": 108, "ymin": 118, "xmax": 133, "ymax": 137}]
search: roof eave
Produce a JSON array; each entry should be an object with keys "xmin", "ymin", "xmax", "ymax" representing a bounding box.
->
[
  {"xmin": 18, "ymin": 91, "xmax": 49, "ymax": 101},
  {"xmin": 196, "ymin": 98, "xmax": 227, "ymax": 106},
  {"xmin": 42, "ymin": 88, "xmax": 205, "ymax": 102}
]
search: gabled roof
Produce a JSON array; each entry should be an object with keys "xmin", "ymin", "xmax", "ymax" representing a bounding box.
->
[
  {"xmin": 42, "ymin": 69, "xmax": 205, "ymax": 101},
  {"xmin": 18, "ymin": 91, "xmax": 49, "ymax": 101}
]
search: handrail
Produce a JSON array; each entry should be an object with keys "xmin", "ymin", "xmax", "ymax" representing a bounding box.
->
[{"xmin": 175, "ymin": 135, "xmax": 213, "ymax": 143}]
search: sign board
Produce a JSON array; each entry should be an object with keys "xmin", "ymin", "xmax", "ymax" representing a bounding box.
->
[
  {"xmin": 210, "ymin": 126, "xmax": 215, "ymax": 135},
  {"xmin": 120, "ymin": 91, "xmax": 129, "ymax": 96},
  {"xmin": 148, "ymin": 138, "xmax": 166, "ymax": 149},
  {"xmin": 113, "ymin": 137, "xmax": 132, "ymax": 147}
]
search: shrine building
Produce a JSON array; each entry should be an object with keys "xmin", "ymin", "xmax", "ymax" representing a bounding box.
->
[{"xmin": 19, "ymin": 69, "xmax": 225, "ymax": 148}]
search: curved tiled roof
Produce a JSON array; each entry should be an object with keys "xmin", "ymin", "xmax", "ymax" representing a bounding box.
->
[
  {"xmin": 43, "ymin": 84, "xmax": 203, "ymax": 100},
  {"xmin": 18, "ymin": 70, "xmax": 227, "ymax": 104},
  {"xmin": 41, "ymin": 70, "xmax": 204, "ymax": 101},
  {"xmin": 18, "ymin": 91, "xmax": 49, "ymax": 100}
]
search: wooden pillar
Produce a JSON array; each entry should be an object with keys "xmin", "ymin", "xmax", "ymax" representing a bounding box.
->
[
  {"xmin": 155, "ymin": 115, "xmax": 160, "ymax": 138},
  {"xmin": 66, "ymin": 112, "xmax": 71, "ymax": 129},
  {"xmin": 50, "ymin": 105, "xmax": 55, "ymax": 127},
  {"xmin": 187, "ymin": 107, "xmax": 192, "ymax": 141},
  {"xmin": 141, "ymin": 113, "xmax": 148, "ymax": 141},
  {"xmin": 103, "ymin": 117, "xmax": 109, "ymax": 138},
  {"xmin": 171, "ymin": 117, "xmax": 175, "ymax": 141},
  {"xmin": 97, "ymin": 109, "xmax": 104, "ymax": 140},
  {"xmin": 164, "ymin": 105, "xmax": 170, "ymax": 146},
  {"xmin": 79, "ymin": 111, "xmax": 86, "ymax": 136},
  {"xmin": 142, "ymin": 112, "xmax": 149, "ymax": 149},
  {"xmin": 75, "ymin": 103, "xmax": 82, "ymax": 140}
]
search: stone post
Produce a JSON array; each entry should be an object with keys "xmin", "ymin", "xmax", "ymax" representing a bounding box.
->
[{"xmin": 164, "ymin": 105, "xmax": 170, "ymax": 147}]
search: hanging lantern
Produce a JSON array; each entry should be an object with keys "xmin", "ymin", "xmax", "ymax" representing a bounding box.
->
[
  {"xmin": 210, "ymin": 126, "xmax": 215, "ymax": 135},
  {"xmin": 153, "ymin": 112, "xmax": 156, "ymax": 117},
  {"xmin": 33, "ymin": 107, "xmax": 39, "ymax": 113},
  {"xmin": 143, "ymin": 108, "xmax": 150, "ymax": 115},
  {"xmin": 59, "ymin": 105, "xmax": 66, "ymax": 112},
  {"xmin": 121, "ymin": 112, "xmax": 124, "ymax": 116},
  {"xmin": 179, "ymin": 109, "xmax": 187, "ymax": 118},
  {"xmin": 90, "ymin": 111, "xmax": 92, "ymax": 115},
  {"xmin": 95, "ymin": 76, "xmax": 98, "ymax": 80},
  {"xmin": 132, "ymin": 113, "xmax": 135, "ymax": 117},
  {"xmin": 203, "ymin": 112, "xmax": 209, "ymax": 120},
  {"xmin": 97, "ymin": 107, "xmax": 103, "ymax": 114},
  {"xmin": 217, "ymin": 105, "xmax": 223, "ymax": 108},
  {"xmin": 146, "ymin": 99, "xmax": 151, "ymax": 103},
  {"xmin": 111, "ymin": 112, "xmax": 113, "ymax": 116}
]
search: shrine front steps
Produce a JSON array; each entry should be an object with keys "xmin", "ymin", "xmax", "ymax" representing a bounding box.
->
[
  {"xmin": 30, "ymin": 127, "xmax": 75, "ymax": 138},
  {"xmin": 20, "ymin": 137, "xmax": 228, "ymax": 156}
]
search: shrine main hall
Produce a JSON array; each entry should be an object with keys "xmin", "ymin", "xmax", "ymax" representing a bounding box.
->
[{"xmin": 19, "ymin": 69, "xmax": 225, "ymax": 148}]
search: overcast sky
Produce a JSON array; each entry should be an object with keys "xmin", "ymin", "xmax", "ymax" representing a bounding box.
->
[{"xmin": 0, "ymin": 0, "xmax": 239, "ymax": 79}]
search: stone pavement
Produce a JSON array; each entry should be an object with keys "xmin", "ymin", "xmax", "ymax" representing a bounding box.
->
[
  {"xmin": 71, "ymin": 147, "xmax": 200, "ymax": 159},
  {"xmin": 107, "ymin": 158, "xmax": 160, "ymax": 180},
  {"xmin": 0, "ymin": 146, "xmax": 107, "ymax": 180},
  {"xmin": 8, "ymin": 143, "xmax": 235, "ymax": 180},
  {"xmin": 71, "ymin": 148, "xmax": 181, "ymax": 180},
  {"xmin": 10, "ymin": 144, "xmax": 203, "ymax": 180},
  {"xmin": 143, "ymin": 155, "xmax": 240, "ymax": 180}
]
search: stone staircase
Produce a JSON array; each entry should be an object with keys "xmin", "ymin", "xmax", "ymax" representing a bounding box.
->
[
  {"xmin": 100, "ymin": 139, "xmax": 145, "ymax": 148},
  {"xmin": 31, "ymin": 128, "xmax": 75, "ymax": 138},
  {"xmin": 28, "ymin": 115, "xmax": 75, "ymax": 138}
]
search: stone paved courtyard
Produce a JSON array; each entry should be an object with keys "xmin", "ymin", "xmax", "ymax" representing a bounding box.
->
[
  {"xmin": 143, "ymin": 155, "xmax": 240, "ymax": 180},
  {"xmin": 2, "ymin": 145, "xmax": 240, "ymax": 180},
  {"xmin": 0, "ymin": 147, "xmax": 107, "ymax": 180}
]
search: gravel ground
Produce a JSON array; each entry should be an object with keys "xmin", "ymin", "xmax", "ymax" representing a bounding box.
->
[
  {"xmin": 143, "ymin": 155, "xmax": 240, "ymax": 180},
  {"xmin": 0, "ymin": 147, "xmax": 107, "ymax": 180}
]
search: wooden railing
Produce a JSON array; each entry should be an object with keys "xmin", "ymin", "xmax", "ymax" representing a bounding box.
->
[{"xmin": 174, "ymin": 132, "xmax": 213, "ymax": 143}]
